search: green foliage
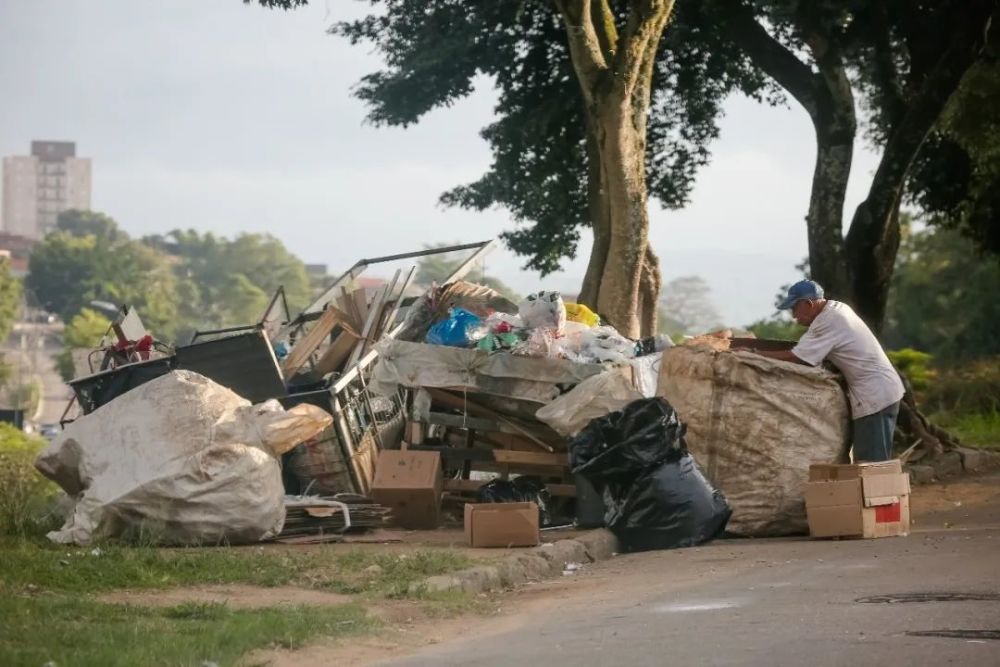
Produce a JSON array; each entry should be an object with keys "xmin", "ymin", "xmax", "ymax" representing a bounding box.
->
[
  {"xmin": 886, "ymin": 348, "xmax": 936, "ymax": 392},
  {"xmin": 144, "ymin": 229, "xmax": 310, "ymax": 338},
  {"xmin": 4, "ymin": 381, "xmax": 41, "ymax": 416},
  {"xmin": 908, "ymin": 31, "xmax": 1000, "ymax": 254},
  {"xmin": 26, "ymin": 211, "xmax": 311, "ymax": 345},
  {"xmin": 0, "ymin": 424, "xmax": 60, "ymax": 538},
  {"xmin": 0, "ymin": 257, "xmax": 21, "ymax": 344},
  {"xmin": 931, "ymin": 410, "xmax": 1000, "ymax": 450},
  {"xmin": 923, "ymin": 357, "xmax": 1000, "ymax": 416},
  {"xmin": 414, "ymin": 244, "xmax": 520, "ymax": 302},
  {"xmin": 26, "ymin": 212, "xmax": 180, "ymax": 339},
  {"xmin": 55, "ymin": 308, "xmax": 112, "ymax": 382},
  {"xmin": 884, "ymin": 225, "xmax": 1000, "ymax": 361},
  {"xmin": 745, "ymin": 316, "xmax": 805, "ymax": 342},
  {"xmin": 251, "ymin": 1, "xmax": 773, "ymax": 274}
]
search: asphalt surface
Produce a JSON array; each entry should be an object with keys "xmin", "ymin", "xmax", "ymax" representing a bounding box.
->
[{"xmin": 383, "ymin": 482, "xmax": 1000, "ymax": 667}]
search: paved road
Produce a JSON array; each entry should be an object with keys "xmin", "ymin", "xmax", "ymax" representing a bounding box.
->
[{"xmin": 384, "ymin": 484, "xmax": 1000, "ymax": 667}]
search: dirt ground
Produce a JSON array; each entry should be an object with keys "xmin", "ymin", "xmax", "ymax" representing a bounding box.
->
[{"xmin": 98, "ymin": 584, "xmax": 354, "ymax": 609}]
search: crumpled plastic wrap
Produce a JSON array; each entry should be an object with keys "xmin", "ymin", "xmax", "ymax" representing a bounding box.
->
[
  {"xmin": 35, "ymin": 370, "xmax": 332, "ymax": 546},
  {"xmin": 518, "ymin": 291, "xmax": 567, "ymax": 333}
]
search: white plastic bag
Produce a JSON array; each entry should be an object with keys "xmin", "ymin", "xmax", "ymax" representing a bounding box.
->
[
  {"xmin": 518, "ymin": 291, "xmax": 567, "ymax": 333},
  {"xmin": 35, "ymin": 370, "xmax": 332, "ymax": 546}
]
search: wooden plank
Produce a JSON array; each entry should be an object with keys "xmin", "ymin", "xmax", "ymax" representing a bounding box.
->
[
  {"xmin": 427, "ymin": 389, "xmax": 557, "ymax": 452},
  {"xmin": 313, "ymin": 325, "xmax": 362, "ymax": 376},
  {"xmin": 352, "ymin": 286, "xmax": 371, "ymax": 325},
  {"xmin": 382, "ymin": 266, "xmax": 416, "ymax": 335},
  {"xmin": 407, "ymin": 445, "xmax": 568, "ymax": 468},
  {"xmin": 339, "ymin": 287, "xmax": 364, "ymax": 330},
  {"xmin": 281, "ymin": 306, "xmax": 346, "ymax": 377},
  {"xmin": 349, "ymin": 283, "xmax": 390, "ymax": 365},
  {"xmin": 443, "ymin": 479, "xmax": 576, "ymax": 497},
  {"xmin": 494, "ymin": 449, "xmax": 569, "ymax": 467}
]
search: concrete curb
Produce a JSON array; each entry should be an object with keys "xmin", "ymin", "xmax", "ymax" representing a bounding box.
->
[
  {"xmin": 907, "ymin": 447, "xmax": 1000, "ymax": 485},
  {"xmin": 410, "ymin": 529, "xmax": 620, "ymax": 596}
]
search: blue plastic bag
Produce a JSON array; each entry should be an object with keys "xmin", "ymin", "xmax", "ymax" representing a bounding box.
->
[{"xmin": 425, "ymin": 308, "xmax": 483, "ymax": 347}]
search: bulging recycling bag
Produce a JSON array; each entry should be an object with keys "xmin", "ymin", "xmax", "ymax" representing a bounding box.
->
[
  {"xmin": 570, "ymin": 398, "xmax": 731, "ymax": 552},
  {"xmin": 35, "ymin": 370, "xmax": 332, "ymax": 546}
]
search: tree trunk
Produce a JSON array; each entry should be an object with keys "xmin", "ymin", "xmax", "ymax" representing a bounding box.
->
[
  {"xmin": 579, "ymin": 122, "xmax": 611, "ymax": 309},
  {"xmin": 844, "ymin": 1, "xmax": 994, "ymax": 332},
  {"xmin": 803, "ymin": 52, "xmax": 855, "ymax": 301},
  {"xmin": 592, "ymin": 102, "xmax": 652, "ymax": 338},
  {"xmin": 557, "ymin": 0, "xmax": 674, "ymax": 339}
]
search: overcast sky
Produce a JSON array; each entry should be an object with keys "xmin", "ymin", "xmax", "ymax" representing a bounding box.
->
[{"xmin": 0, "ymin": 0, "xmax": 881, "ymax": 326}]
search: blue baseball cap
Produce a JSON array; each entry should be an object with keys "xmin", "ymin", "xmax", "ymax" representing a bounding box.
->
[{"xmin": 777, "ymin": 280, "xmax": 824, "ymax": 310}]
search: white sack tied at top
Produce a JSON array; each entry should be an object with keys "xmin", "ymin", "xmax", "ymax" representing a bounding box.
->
[{"xmin": 35, "ymin": 370, "xmax": 332, "ymax": 546}]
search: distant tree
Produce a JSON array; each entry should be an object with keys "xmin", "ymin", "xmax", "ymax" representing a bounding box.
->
[
  {"xmin": 0, "ymin": 257, "xmax": 21, "ymax": 343},
  {"xmin": 414, "ymin": 244, "xmax": 520, "ymax": 302},
  {"xmin": 884, "ymin": 225, "xmax": 1000, "ymax": 362},
  {"xmin": 55, "ymin": 210, "xmax": 127, "ymax": 244},
  {"xmin": 55, "ymin": 308, "xmax": 111, "ymax": 382},
  {"xmin": 746, "ymin": 315, "xmax": 805, "ymax": 342},
  {"xmin": 659, "ymin": 275, "xmax": 723, "ymax": 335},
  {"xmin": 27, "ymin": 214, "xmax": 180, "ymax": 340},
  {"xmin": 143, "ymin": 229, "xmax": 311, "ymax": 337}
]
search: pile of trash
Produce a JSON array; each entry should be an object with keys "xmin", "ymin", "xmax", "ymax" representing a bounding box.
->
[
  {"xmin": 413, "ymin": 286, "xmax": 671, "ymax": 366},
  {"xmin": 36, "ymin": 371, "xmax": 333, "ymax": 546}
]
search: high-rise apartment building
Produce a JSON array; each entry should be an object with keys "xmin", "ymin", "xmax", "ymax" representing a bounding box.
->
[{"xmin": 1, "ymin": 141, "xmax": 92, "ymax": 239}]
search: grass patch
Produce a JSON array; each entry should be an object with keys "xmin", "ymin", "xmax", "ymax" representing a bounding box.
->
[
  {"xmin": 932, "ymin": 410, "xmax": 1000, "ymax": 450},
  {"xmin": 0, "ymin": 424, "xmax": 62, "ymax": 539},
  {"xmin": 307, "ymin": 550, "xmax": 475, "ymax": 598},
  {"xmin": 0, "ymin": 538, "xmax": 475, "ymax": 600},
  {"xmin": 0, "ymin": 594, "xmax": 376, "ymax": 667},
  {"xmin": 0, "ymin": 538, "xmax": 314, "ymax": 594}
]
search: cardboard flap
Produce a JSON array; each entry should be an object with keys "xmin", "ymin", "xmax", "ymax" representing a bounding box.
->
[
  {"xmin": 372, "ymin": 450, "xmax": 441, "ymax": 489},
  {"xmin": 862, "ymin": 473, "xmax": 910, "ymax": 506}
]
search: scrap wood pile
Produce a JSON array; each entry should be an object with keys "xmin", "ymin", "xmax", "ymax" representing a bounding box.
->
[
  {"xmin": 370, "ymin": 282, "xmax": 672, "ymax": 517},
  {"xmin": 275, "ymin": 494, "xmax": 393, "ymax": 544}
]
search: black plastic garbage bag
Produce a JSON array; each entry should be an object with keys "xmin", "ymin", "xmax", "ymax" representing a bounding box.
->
[
  {"xmin": 476, "ymin": 476, "xmax": 553, "ymax": 527},
  {"xmin": 570, "ymin": 398, "xmax": 731, "ymax": 552}
]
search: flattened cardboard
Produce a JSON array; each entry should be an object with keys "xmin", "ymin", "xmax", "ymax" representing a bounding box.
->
[
  {"xmin": 803, "ymin": 479, "xmax": 862, "ymax": 508},
  {"xmin": 809, "ymin": 459, "xmax": 902, "ymax": 481},
  {"xmin": 465, "ymin": 502, "xmax": 540, "ymax": 548},
  {"xmin": 371, "ymin": 450, "xmax": 443, "ymax": 529}
]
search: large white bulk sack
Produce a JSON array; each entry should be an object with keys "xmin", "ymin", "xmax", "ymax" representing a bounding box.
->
[
  {"xmin": 35, "ymin": 370, "xmax": 331, "ymax": 546},
  {"xmin": 658, "ymin": 346, "xmax": 850, "ymax": 536}
]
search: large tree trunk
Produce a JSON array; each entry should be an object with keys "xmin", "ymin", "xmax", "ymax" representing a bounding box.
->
[
  {"xmin": 592, "ymin": 102, "xmax": 653, "ymax": 337},
  {"xmin": 579, "ymin": 122, "xmax": 611, "ymax": 308},
  {"xmin": 557, "ymin": 0, "xmax": 674, "ymax": 339},
  {"xmin": 844, "ymin": 3, "xmax": 994, "ymax": 332}
]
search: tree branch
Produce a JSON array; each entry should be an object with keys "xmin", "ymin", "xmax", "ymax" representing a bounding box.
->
[
  {"xmin": 612, "ymin": 0, "xmax": 674, "ymax": 97},
  {"xmin": 591, "ymin": 0, "xmax": 619, "ymax": 61},
  {"xmin": 554, "ymin": 0, "xmax": 610, "ymax": 101},
  {"xmin": 869, "ymin": 0, "xmax": 907, "ymax": 126},
  {"xmin": 714, "ymin": 0, "xmax": 819, "ymax": 117}
]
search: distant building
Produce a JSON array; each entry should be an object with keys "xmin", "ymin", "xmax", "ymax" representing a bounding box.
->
[
  {"xmin": 0, "ymin": 232, "xmax": 35, "ymax": 277},
  {"xmin": 1, "ymin": 141, "xmax": 92, "ymax": 240}
]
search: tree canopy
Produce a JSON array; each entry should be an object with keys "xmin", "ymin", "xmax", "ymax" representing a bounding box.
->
[
  {"xmin": 27, "ymin": 211, "xmax": 310, "ymax": 345},
  {"xmin": 0, "ymin": 257, "xmax": 21, "ymax": 344}
]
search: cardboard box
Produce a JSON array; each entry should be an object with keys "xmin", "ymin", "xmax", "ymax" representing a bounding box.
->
[
  {"xmin": 804, "ymin": 459, "xmax": 910, "ymax": 539},
  {"xmin": 371, "ymin": 450, "xmax": 443, "ymax": 529},
  {"xmin": 464, "ymin": 502, "xmax": 540, "ymax": 548}
]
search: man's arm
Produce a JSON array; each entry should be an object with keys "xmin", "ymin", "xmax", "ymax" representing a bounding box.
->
[{"xmin": 751, "ymin": 348, "xmax": 811, "ymax": 365}]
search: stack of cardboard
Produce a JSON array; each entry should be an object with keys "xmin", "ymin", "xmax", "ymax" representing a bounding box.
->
[{"xmin": 804, "ymin": 459, "xmax": 911, "ymax": 539}]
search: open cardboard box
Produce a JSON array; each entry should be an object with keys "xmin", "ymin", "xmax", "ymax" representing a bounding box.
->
[{"xmin": 804, "ymin": 459, "xmax": 911, "ymax": 539}]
